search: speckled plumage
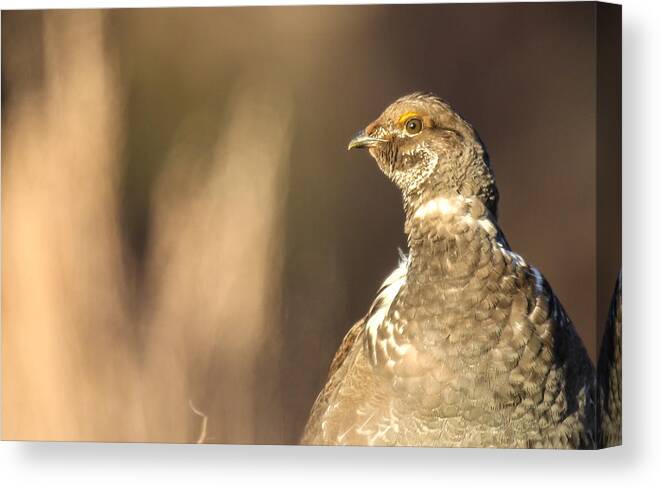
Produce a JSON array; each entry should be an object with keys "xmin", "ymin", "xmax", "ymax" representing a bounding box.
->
[
  {"xmin": 597, "ymin": 274, "xmax": 622, "ymax": 447},
  {"xmin": 301, "ymin": 93, "xmax": 596, "ymax": 448}
]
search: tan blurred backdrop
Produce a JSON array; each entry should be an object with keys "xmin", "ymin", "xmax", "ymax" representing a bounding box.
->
[{"xmin": 2, "ymin": 4, "xmax": 603, "ymax": 444}]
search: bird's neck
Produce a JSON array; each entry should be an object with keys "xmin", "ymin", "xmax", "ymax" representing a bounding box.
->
[{"xmin": 403, "ymin": 193, "xmax": 503, "ymax": 284}]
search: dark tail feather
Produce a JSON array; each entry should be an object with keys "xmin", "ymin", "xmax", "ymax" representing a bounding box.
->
[{"xmin": 597, "ymin": 272, "xmax": 622, "ymax": 448}]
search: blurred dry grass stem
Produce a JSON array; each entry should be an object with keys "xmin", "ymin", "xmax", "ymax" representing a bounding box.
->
[{"xmin": 2, "ymin": 11, "xmax": 292, "ymax": 442}]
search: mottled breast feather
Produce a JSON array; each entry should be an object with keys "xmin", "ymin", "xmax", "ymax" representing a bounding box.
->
[{"xmin": 301, "ymin": 195, "xmax": 596, "ymax": 448}]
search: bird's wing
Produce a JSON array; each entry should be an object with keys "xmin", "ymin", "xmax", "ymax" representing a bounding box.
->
[
  {"xmin": 327, "ymin": 318, "xmax": 366, "ymax": 380},
  {"xmin": 597, "ymin": 273, "xmax": 622, "ymax": 447},
  {"xmin": 515, "ymin": 265, "xmax": 597, "ymax": 448},
  {"xmin": 301, "ymin": 256, "xmax": 409, "ymax": 445},
  {"xmin": 300, "ymin": 317, "xmax": 366, "ymax": 444}
]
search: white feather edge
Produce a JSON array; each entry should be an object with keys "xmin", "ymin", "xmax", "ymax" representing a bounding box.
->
[{"xmin": 365, "ymin": 254, "xmax": 409, "ymax": 365}]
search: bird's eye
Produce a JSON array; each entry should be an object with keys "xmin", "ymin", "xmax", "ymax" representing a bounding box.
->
[{"xmin": 405, "ymin": 118, "xmax": 423, "ymax": 135}]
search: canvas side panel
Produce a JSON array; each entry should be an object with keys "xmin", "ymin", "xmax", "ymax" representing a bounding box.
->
[{"xmin": 595, "ymin": 1, "xmax": 622, "ymax": 448}]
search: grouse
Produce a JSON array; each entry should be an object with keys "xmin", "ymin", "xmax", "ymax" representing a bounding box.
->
[{"xmin": 301, "ymin": 92, "xmax": 596, "ymax": 448}]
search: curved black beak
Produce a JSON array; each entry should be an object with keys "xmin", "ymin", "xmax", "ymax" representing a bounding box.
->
[{"xmin": 347, "ymin": 131, "xmax": 387, "ymax": 151}]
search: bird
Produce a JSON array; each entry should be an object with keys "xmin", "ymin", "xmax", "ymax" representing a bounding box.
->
[
  {"xmin": 301, "ymin": 92, "xmax": 596, "ymax": 448},
  {"xmin": 597, "ymin": 273, "xmax": 622, "ymax": 447}
]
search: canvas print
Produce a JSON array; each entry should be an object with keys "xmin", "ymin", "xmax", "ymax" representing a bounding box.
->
[{"xmin": 1, "ymin": 2, "xmax": 621, "ymax": 448}]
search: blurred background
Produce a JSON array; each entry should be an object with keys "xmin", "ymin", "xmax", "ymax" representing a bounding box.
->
[{"xmin": 2, "ymin": 4, "xmax": 608, "ymax": 444}]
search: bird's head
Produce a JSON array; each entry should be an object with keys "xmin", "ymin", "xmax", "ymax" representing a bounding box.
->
[{"xmin": 348, "ymin": 92, "xmax": 498, "ymax": 219}]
